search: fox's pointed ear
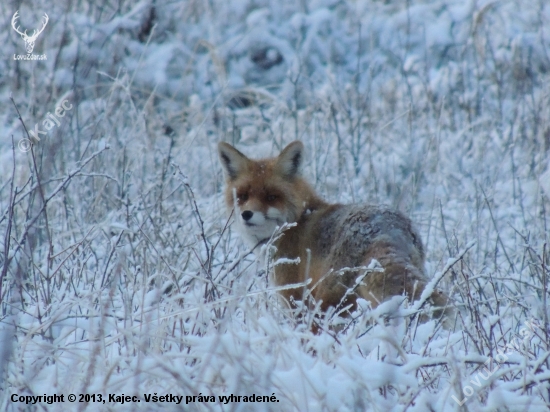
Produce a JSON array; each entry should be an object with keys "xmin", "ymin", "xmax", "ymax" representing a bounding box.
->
[
  {"xmin": 275, "ymin": 141, "xmax": 304, "ymax": 179},
  {"xmin": 218, "ymin": 142, "xmax": 249, "ymax": 181}
]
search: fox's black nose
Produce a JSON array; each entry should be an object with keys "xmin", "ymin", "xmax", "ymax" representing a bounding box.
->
[{"xmin": 241, "ymin": 210, "xmax": 253, "ymax": 221}]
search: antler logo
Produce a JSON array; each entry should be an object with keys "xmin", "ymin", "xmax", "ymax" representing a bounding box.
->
[{"xmin": 12, "ymin": 11, "xmax": 49, "ymax": 54}]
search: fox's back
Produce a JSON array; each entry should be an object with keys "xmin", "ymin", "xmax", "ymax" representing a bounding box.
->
[
  {"xmin": 308, "ymin": 204, "xmax": 424, "ymax": 269},
  {"xmin": 275, "ymin": 204, "xmax": 429, "ymax": 310}
]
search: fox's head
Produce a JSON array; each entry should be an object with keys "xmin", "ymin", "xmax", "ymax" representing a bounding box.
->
[{"xmin": 218, "ymin": 141, "xmax": 321, "ymax": 247}]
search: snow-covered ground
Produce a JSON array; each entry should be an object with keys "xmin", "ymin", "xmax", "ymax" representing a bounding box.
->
[{"xmin": 1, "ymin": 0, "xmax": 549, "ymax": 410}]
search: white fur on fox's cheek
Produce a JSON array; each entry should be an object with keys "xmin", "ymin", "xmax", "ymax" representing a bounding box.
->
[
  {"xmin": 266, "ymin": 207, "xmax": 286, "ymax": 223},
  {"xmin": 236, "ymin": 210, "xmax": 279, "ymax": 246},
  {"xmin": 244, "ymin": 212, "xmax": 266, "ymax": 226}
]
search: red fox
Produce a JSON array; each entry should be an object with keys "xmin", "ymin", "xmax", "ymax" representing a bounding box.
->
[{"xmin": 218, "ymin": 140, "xmax": 449, "ymax": 323}]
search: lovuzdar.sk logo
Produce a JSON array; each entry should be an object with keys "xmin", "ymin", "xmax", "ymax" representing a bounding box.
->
[{"xmin": 12, "ymin": 10, "xmax": 48, "ymax": 61}]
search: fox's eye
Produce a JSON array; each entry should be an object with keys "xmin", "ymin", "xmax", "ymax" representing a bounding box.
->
[
  {"xmin": 266, "ymin": 194, "xmax": 277, "ymax": 202},
  {"xmin": 238, "ymin": 193, "xmax": 248, "ymax": 202}
]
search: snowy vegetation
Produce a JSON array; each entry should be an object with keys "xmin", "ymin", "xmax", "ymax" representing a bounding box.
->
[{"xmin": 1, "ymin": 0, "xmax": 549, "ymax": 410}]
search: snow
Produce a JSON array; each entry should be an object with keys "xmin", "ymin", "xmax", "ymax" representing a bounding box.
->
[{"xmin": 1, "ymin": 0, "xmax": 549, "ymax": 410}]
